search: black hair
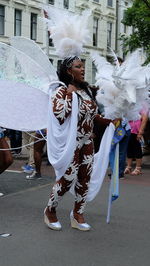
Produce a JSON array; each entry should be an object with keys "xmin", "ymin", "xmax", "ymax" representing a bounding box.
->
[
  {"xmin": 58, "ymin": 57, "xmax": 96, "ymax": 101},
  {"xmin": 58, "ymin": 56, "xmax": 79, "ymax": 86}
]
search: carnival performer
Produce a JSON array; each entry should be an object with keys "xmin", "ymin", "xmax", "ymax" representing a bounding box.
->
[
  {"xmin": 44, "ymin": 55, "xmax": 120, "ymax": 231},
  {"xmin": 41, "ymin": 6, "xmax": 121, "ymax": 231}
]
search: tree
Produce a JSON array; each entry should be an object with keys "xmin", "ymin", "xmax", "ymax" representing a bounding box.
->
[{"xmin": 121, "ymin": 0, "xmax": 150, "ymax": 63}]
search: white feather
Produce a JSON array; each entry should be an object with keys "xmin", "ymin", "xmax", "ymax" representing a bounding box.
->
[
  {"xmin": 92, "ymin": 49, "xmax": 150, "ymax": 120},
  {"xmin": 107, "ymin": 47, "xmax": 120, "ymax": 68},
  {"xmin": 42, "ymin": 5, "xmax": 91, "ymax": 58}
]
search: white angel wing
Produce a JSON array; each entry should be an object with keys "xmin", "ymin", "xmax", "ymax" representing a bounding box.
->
[
  {"xmin": 0, "ymin": 80, "xmax": 49, "ymax": 131},
  {"xmin": 116, "ymin": 49, "xmax": 149, "ymax": 108},
  {"xmin": 118, "ymin": 48, "xmax": 146, "ymax": 80},
  {"xmin": 0, "ymin": 42, "xmax": 51, "ymax": 93},
  {"xmin": 0, "ymin": 42, "xmax": 51, "ymax": 131},
  {"xmin": 91, "ymin": 51, "xmax": 114, "ymax": 83},
  {"xmin": 10, "ymin": 36, "xmax": 58, "ymax": 82},
  {"xmin": 91, "ymin": 52, "xmax": 122, "ymax": 119}
]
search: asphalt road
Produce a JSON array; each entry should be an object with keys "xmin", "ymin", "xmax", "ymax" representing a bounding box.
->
[{"xmin": 0, "ymin": 158, "xmax": 150, "ymax": 266}]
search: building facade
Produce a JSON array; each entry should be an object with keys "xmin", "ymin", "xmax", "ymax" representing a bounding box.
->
[
  {"xmin": 0, "ymin": 0, "xmax": 44, "ymax": 44},
  {"xmin": 116, "ymin": 0, "xmax": 133, "ymax": 59},
  {"xmin": 0, "ymin": 0, "xmax": 132, "ymax": 84}
]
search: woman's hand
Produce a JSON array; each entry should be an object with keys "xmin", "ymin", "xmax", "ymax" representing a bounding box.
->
[
  {"xmin": 137, "ymin": 130, "xmax": 143, "ymax": 141},
  {"xmin": 137, "ymin": 133, "xmax": 143, "ymax": 141},
  {"xmin": 112, "ymin": 118, "xmax": 122, "ymax": 128}
]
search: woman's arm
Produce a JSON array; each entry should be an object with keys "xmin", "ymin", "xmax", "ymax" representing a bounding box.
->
[
  {"xmin": 137, "ymin": 114, "xmax": 148, "ymax": 140},
  {"xmin": 52, "ymin": 86, "xmax": 73, "ymax": 125}
]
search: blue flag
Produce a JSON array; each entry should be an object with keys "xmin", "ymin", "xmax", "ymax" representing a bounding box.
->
[{"xmin": 106, "ymin": 126, "xmax": 126, "ymax": 223}]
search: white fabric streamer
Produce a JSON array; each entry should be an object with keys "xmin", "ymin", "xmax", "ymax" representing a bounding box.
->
[
  {"xmin": 87, "ymin": 123, "xmax": 115, "ymax": 201},
  {"xmin": 47, "ymin": 88, "xmax": 78, "ymax": 180}
]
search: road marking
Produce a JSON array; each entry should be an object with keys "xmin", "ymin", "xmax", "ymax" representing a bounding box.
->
[
  {"xmin": 5, "ymin": 169, "xmax": 23, "ymax": 173},
  {"xmin": 0, "ymin": 183, "xmax": 52, "ymax": 198}
]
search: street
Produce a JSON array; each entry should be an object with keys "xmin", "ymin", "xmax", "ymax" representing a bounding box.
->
[{"xmin": 0, "ymin": 156, "xmax": 150, "ymax": 266}]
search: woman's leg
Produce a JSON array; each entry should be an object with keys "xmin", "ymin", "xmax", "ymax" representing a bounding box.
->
[
  {"xmin": 28, "ymin": 132, "xmax": 36, "ymax": 166},
  {"xmin": 73, "ymin": 140, "xmax": 94, "ymax": 223},
  {"xmin": 46, "ymin": 148, "xmax": 80, "ymax": 222},
  {"xmin": 34, "ymin": 133, "xmax": 46, "ymax": 175},
  {"xmin": 124, "ymin": 133, "xmax": 135, "ymax": 174},
  {"xmin": 131, "ymin": 136, "xmax": 143, "ymax": 175}
]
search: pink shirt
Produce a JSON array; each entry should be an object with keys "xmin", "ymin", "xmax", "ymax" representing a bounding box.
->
[
  {"xmin": 129, "ymin": 119, "xmax": 141, "ymax": 134},
  {"xmin": 129, "ymin": 104, "xmax": 149, "ymax": 134}
]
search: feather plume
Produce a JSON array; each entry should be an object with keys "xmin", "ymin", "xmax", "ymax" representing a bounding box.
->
[
  {"xmin": 92, "ymin": 49, "xmax": 150, "ymax": 120},
  {"xmin": 42, "ymin": 6, "xmax": 91, "ymax": 58},
  {"xmin": 107, "ymin": 47, "xmax": 120, "ymax": 68}
]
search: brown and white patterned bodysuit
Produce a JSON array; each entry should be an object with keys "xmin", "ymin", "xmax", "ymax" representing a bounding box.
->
[{"xmin": 48, "ymin": 86, "xmax": 98, "ymax": 214}]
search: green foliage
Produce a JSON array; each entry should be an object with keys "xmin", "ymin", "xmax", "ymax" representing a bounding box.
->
[{"xmin": 120, "ymin": 0, "xmax": 150, "ymax": 63}]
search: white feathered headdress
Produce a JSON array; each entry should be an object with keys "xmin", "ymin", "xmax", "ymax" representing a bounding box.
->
[{"xmin": 43, "ymin": 5, "xmax": 91, "ymax": 59}]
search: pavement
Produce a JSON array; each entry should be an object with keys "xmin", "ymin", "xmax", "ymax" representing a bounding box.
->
[{"xmin": 0, "ymin": 155, "xmax": 150, "ymax": 266}]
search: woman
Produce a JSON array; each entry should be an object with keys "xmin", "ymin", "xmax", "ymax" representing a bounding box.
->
[
  {"xmin": 44, "ymin": 57, "xmax": 118, "ymax": 231},
  {"xmin": 124, "ymin": 109, "xmax": 148, "ymax": 175}
]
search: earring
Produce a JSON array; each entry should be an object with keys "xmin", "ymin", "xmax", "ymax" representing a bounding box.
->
[{"xmin": 71, "ymin": 74, "xmax": 74, "ymax": 81}]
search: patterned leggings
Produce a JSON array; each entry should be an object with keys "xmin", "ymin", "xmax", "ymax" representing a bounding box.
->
[{"xmin": 48, "ymin": 138, "xmax": 94, "ymax": 214}]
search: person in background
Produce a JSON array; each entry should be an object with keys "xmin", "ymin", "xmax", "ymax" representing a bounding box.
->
[
  {"xmin": 124, "ymin": 108, "xmax": 148, "ymax": 175},
  {"xmin": 26, "ymin": 130, "xmax": 46, "ymax": 179},
  {"xmin": 8, "ymin": 129, "xmax": 22, "ymax": 156},
  {"xmin": 0, "ymin": 127, "xmax": 13, "ymax": 196},
  {"xmin": 21, "ymin": 131, "xmax": 36, "ymax": 174}
]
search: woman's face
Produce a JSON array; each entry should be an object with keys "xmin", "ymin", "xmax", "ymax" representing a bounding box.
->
[{"xmin": 68, "ymin": 59, "xmax": 85, "ymax": 83}]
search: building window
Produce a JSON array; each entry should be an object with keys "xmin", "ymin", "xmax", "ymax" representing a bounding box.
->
[
  {"xmin": 93, "ymin": 18, "xmax": 99, "ymax": 46},
  {"xmin": 107, "ymin": 22, "xmax": 112, "ymax": 48},
  {"xmin": 107, "ymin": 0, "xmax": 113, "ymax": 7},
  {"xmin": 31, "ymin": 13, "xmax": 37, "ymax": 40},
  {"xmin": 49, "ymin": 0, "xmax": 54, "ymax": 4},
  {"xmin": 14, "ymin": 9, "xmax": 22, "ymax": 36},
  {"xmin": 64, "ymin": 0, "xmax": 69, "ymax": 9},
  {"xmin": 0, "ymin": 5, "xmax": 5, "ymax": 35},
  {"xmin": 93, "ymin": 0, "xmax": 99, "ymax": 2},
  {"xmin": 49, "ymin": 37, "xmax": 54, "ymax": 47}
]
